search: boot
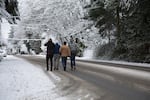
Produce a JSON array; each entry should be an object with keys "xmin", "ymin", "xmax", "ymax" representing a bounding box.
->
[{"xmin": 64, "ymin": 67, "xmax": 66, "ymax": 71}]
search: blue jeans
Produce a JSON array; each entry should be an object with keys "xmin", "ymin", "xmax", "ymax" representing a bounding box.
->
[
  {"xmin": 46, "ymin": 54, "xmax": 53, "ymax": 71},
  {"xmin": 61, "ymin": 57, "xmax": 67, "ymax": 71},
  {"xmin": 70, "ymin": 54, "xmax": 76, "ymax": 67},
  {"xmin": 53, "ymin": 54, "xmax": 60, "ymax": 69}
]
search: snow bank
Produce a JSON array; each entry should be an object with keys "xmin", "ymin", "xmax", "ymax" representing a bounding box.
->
[{"xmin": 0, "ymin": 55, "xmax": 66, "ymax": 100}]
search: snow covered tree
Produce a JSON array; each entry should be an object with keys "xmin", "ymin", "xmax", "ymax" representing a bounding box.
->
[
  {"xmin": 87, "ymin": 0, "xmax": 150, "ymax": 62},
  {"xmin": 0, "ymin": 0, "xmax": 19, "ymax": 47},
  {"xmin": 121, "ymin": 0, "xmax": 150, "ymax": 62},
  {"xmin": 86, "ymin": 0, "xmax": 115, "ymax": 42},
  {"xmin": 16, "ymin": 0, "xmax": 97, "ymax": 56},
  {"xmin": 0, "ymin": 0, "xmax": 19, "ymax": 24}
]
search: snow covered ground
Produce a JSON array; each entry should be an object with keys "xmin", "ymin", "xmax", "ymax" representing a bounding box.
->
[
  {"xmin": 0, "ymin": 55, "xmax": 67, "ymax": 100},
  {"xmin": 0, "ymin": 55, "xmax": 149, "ymax": 100}
]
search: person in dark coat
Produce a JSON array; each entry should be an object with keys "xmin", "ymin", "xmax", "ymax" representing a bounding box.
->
[{"xmin": 44, "ymin": 38, "xmax": 55, "ymax": 71}]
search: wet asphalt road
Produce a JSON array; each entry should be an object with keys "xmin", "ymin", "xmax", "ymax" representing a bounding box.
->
[{"xmin": 17, "ymin": 55, "xmax": 150, "ymax": 100}]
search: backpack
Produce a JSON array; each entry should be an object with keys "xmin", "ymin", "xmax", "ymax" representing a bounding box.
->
[{"xmin": 69, "ymin": 42, "xmax": 78, "ymax": 54}]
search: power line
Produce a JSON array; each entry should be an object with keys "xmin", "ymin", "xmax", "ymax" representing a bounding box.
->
[{"xmin": 7, "ymin": 38, "xmax": 42, "ymax": 41}]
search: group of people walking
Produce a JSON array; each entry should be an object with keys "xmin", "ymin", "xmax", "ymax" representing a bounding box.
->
[{"xmin": 44, "ymin": 37, "xmax": 78, "ymax": 71}]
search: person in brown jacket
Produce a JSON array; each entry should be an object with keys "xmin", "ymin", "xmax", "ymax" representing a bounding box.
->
[{"xmin": 59, "ymin": 41, "xmax": 71, "ymax": 71}]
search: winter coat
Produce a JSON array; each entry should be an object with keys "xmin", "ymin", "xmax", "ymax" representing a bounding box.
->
[
  {"xmin": 59, "ymin": 45, "xmax": 71, "ymax": 57},
  {"xmin": 54, "ymin": 43, "xmax": 60, "ymax": 54},
  {"xmin": 68, "ymin": 42, "xmax": 78, "ymax": 55},
  {"xmin": 44, "ymin": 41, "xmax": 55, "ymax": 55}
]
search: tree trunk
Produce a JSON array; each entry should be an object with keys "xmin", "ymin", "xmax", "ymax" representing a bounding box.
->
[{"xmin": 116, "ymin": 0, "xmax": 121, "ymax": 46}]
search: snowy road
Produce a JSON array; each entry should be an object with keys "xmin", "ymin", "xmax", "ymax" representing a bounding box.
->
[
  {"xmin": 0, "ymin": 55, "xmax": 150, "ymax": 100},
  {"xmin": 0, "ymin": 55, "xmax": 99, "ymax": 100}
]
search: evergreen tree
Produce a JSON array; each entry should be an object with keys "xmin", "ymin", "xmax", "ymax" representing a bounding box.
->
[
  {"xmin": 122, "ymin": 0, "xmax": 150, "ymax": 62},
  {"xmin": 87, "ymin": 0, "xmax": 150, "ymax": 62},
  {"xmin": 87, "ymin": 0, "xmax": 115, "ymax": 41}
]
